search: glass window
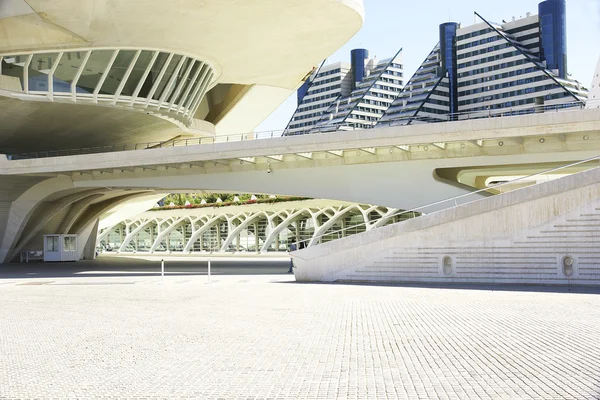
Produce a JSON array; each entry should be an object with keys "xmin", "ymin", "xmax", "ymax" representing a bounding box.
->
[
  {"xmin": 53, "ymin": 51, "xmax": 88, "ymax": 93},
  {"xmin": 28, "ymin": 53, "xmax": 60, "ymax": 92},
  {"xmin": 121, "ymin": 50, "xmax": 154, "ymax": 97},
  {"xmin": 76, "ymin": 50, "xmax": 114, "ymax": 94},
  {"xmin": 168, "ymin": 58, "xmax": 197, "ymax": 105},
  {"xmin": 64, "ymin": 236, "xmax": 77, "ymax": 252},
  {"xmin": 0, "ymin": 55, "xmax": 25, "ymax": 89},
  {"xmin": 138, "ymin": 52, "xmax": 169, "ymax": 98},
  {"xmin": 99, "ymin": 50, "xmax": 136, "ymax": 95},
  {"xmin": 153, "ymin": 54, "xmax": 183, "ymax": 101},
  {"xmin": 46, "ymin": 236, "xmax": 59, "ymax": 252}
]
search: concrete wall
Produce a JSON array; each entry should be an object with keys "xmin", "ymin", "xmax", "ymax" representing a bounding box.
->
[{"xmin": 293, "ymin": 167, "xmax": 600, "ymax": 286}]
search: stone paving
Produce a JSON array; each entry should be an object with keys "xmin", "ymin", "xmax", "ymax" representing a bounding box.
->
[{"xmin": 1, "ymin": 270, "xmax": 600, "ymax": 399}]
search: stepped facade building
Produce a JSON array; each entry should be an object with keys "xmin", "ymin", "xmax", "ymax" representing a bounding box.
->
[
  {"xmin": 285, "ymin": 49, "xmax": 404, "ymax": 135},
  {"xmin": 379, "ymin": 0, "xmax": 587, "ymax": 126},
  {"xmin": 287, "ymin": 0, "xmax": 588, "ymax": 132}
]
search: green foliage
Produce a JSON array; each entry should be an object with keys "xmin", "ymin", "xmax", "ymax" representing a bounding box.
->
[{"xmin": 155, "ymin": 193, "xmax": 310, "ymax": 210}]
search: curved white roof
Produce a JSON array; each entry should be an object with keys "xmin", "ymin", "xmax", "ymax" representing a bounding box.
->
[{"xmin": 0, "ymin": 0, "xmax": 364, "ymax": 90}]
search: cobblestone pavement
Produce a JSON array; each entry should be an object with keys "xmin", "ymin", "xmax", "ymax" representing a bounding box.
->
[{"xmin": 1, "ymin": 269, "xmax": 600, "ymax": 399}]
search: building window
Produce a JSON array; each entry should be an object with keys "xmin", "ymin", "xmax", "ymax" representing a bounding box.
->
[{"xmin": 46, "ymin": 236, "xmax": 59, "ymax": 252}]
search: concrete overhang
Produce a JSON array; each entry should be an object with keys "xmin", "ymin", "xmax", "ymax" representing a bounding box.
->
[{"xmin": 2, "ymin": 108, "xmax": 600, "ymax": 176}]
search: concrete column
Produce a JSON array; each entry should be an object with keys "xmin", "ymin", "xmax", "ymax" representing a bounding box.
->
[
  {"xmin": 254, "ymin": 222, "xmax": 258, "ymax": 253},
  {"xmin": 81, "ymin": 219, "xmax": 100, "ymax": 260}
]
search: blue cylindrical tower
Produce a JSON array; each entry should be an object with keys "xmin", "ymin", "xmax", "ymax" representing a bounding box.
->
[
  {"xmin": 439, "ymin": 22, "xmax": 459, "ymax": 117},
  {"xmin": 538, "ymin": 0, "xmax": 567, "ymax": 78},
  {"xmin": 351, "ymin": 48, "xmax": 369, "ymax": 90}
]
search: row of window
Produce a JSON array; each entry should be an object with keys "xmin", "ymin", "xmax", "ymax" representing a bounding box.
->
[
  {"xmin": 459, "ymin": 83, "xmax": 565, "ymax": 106},
  {"xmin": 384, "ymin": 70, "xmax": 404, "ymax": 77},
  {"xmin": 316, "ymin": 68, "xmax": 341, "ymax": 78},
  {"xmin": 457, "ymin": 34, "xmax": 498, "ymax": 50},
  {"xmin": 296, "ymin": 103, "xmax": 330, "ymax": 114},
  {"xmin": 348, "ymin": 113, "xmax": 379, "ymax": 122},
  {"xmin": 306, "ymin": 83, "xmax": 341, "ymax": 96},
  {"xmin": 458, "ymin": 75, "xmax": 546, "ymax": 96},
  {"xmin": 460, "ymin": 95, "xmax": 567, "ymax": 113},
  {"xmin": 379, "ymin": 76, "xmax": 403, "ymax": 85},
  {"xmin": 301, "ymin": 92, "xmax": 339, "ymax": 104},
  {"xmin": 354, "ymin": 106, "xmax": 384, "ymax": 114},
  {"xmin": 458, "ymin": 50, "xmax": 520, "ymax": 69},
  {"xmin": 416, "ymin": 106, "xmax": 451, "ymax": 116},
  {"xmin": 361, "ymin": 98, "xmax": 393, "ymax": 107},
  {"xmin": 312, "ymin": 76, "xmax": 341, "ymax": 86},
  {"xmin": 371, "ymin": 83, "xmax": 402, "ymax": 92},
  {"xmin": 0, "ymin": 49, "xmax": 213, "ymax": 115},
  {"xmin": 457, "ymin": 42, "xmax": 512, "ymax": 60},
  {"xmin": 504, "ymin": 22, "xmax": 540, "ymax": 36},
  {"xmin": 458, "ymin": 58, "xmax": 530, "ymax": 79},
  {"xmin": 457, "ymin": 28, "xmax": 493, "ymax": 42},
  {"xmin": 459, "ymin": 66, "xmax": 537, "ymax": 87}
]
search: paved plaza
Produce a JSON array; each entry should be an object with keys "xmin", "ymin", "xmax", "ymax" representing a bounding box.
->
[{"xmin": 1, "ymin": 259, "xmax": 600, "ymax": 399}]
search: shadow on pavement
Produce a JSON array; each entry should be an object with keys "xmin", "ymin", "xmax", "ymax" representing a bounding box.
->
[
  {"xmin": 0, "ymin": 256, "xmax": 293, "ymax": 279},
  {"xmin": 294, "ymin": 279, "xmax": 600, "ymax": 295}
]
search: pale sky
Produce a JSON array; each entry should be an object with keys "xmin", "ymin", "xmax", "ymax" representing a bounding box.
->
[{"xmin": 256, "ymin": 0, "xmax": 600, "ymax": 132}]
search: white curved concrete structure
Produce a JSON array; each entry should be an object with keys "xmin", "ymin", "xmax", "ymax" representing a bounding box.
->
[
  {"xmin": 0, "ymin": 0, "xmax": 364, "ymax": 152},
  {"xmin": 98, "ymin": 199, "xmax": 406, "ymax": 255},
  {"xmin": 1, "ymin": 108, "xmax": 600, "ymax": 264}
]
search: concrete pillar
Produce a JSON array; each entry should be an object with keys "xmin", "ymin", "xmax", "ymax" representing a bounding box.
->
[
  {"xmin": 81, "ymin": 219, "xmax": 100, "ymax": 260},
  {"xmin": 254, "ymin": 222, "xmax": 259, "ymax": 253}
]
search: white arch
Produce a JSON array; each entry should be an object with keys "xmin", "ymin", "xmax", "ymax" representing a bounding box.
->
[
  {"xmin": 118, "ymin": 218, "xmax": 157, "ymax": 252},
  {"xmin": 220, "ymin": 211, "xmax": 270, "ymax": 252},
  {"xmin": 308, "ymin": 205, "xmax": 367, "ymax": 247},
  {"xmin": 98, "ymin": 201, "xmax": 410, "ymax": 255},
  {"xmin": 182, "ymin": 215, "xmax": 225, "ymax": 252},
  {"xmin": 149, "ymin": 217, "xmax": 187, "ymax": 252},
  {"xmin": 260, "ymin": 209, "xmax": 312, "ymax": 252}
]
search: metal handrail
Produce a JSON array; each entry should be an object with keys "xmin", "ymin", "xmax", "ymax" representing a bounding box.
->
[
  {"xmin": 6, "ymin": 100, "xmax": 589, "ymax": 160},
  {"xmin": 293, "ymin": 154, "xmax": 600, "ymax": 248}
]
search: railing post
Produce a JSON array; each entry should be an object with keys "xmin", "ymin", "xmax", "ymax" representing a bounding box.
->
[{"xmin": 207, "ymin": 258, "xmax": 211, "ymax": 284}]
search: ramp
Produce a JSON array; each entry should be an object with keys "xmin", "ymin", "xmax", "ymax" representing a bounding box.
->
[{"xmin": 292, "ymin": 166, "xmax": 600, "ymax": 286}]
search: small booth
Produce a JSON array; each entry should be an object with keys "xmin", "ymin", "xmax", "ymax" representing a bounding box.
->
[{"xmin": 43, "ymin": 234, "xmax": 78, "ymax": 262}]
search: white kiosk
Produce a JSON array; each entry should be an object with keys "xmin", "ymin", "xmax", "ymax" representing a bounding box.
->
[{"xmin": 43, "ymin": 234, "xmax": 78, "ymax": 262}]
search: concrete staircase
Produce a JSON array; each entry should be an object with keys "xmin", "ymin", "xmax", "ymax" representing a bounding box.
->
[{"xmin": 292, "ymin": 166, "xmax": 600, "ymax": 286}]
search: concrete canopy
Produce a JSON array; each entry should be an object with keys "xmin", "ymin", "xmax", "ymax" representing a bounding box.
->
[
  {"xmin": 2, "ymin": 0, "xmax": 364, "ymax": 88},
  {"xmin": 0, "ymin": 0, "xmax": 365, "ymax": 151}
]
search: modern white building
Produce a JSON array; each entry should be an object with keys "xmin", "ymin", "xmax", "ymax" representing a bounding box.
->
[
  {"xmin": 98, "ymin": 199, "xmax": 412, "ymax": 255},
  {"xmin": 379, "ymin": 0, "xmax": 588, "ymax": 126},
  {"xmin": 285, "ymin": 49, "xmax": 403, "ymax": 134},
  {"xmin": 0, "ymin": 0, "xmax": 365, "ymax": 154},
  {"xmin": 0, "ymin": 0, "xmax": 365, "ymax": 263}
]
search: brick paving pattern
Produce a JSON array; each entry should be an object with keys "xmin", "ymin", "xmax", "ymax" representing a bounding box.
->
[{"xmin": 1, "ymin": 273, "xmax": 599, "ymax": 399}]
